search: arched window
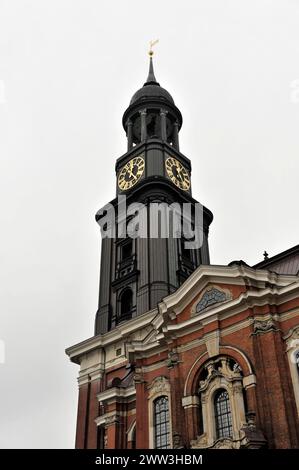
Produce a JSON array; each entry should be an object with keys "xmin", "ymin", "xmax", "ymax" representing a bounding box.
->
[
  {"xmin": 154, "ymin": 396, "xmax": 170, "ymax": 449},
  {"xmin": 188, "ymin": 357, "xmax": 247, "ymax": 448},
  {"xmin": 214, "ymin": 389, "xmax": 233, "ymax": 439},
  {"xmin": 120, "ymin": 289, "xmax": 133, "ymax": 319},
  {"xmin": 181, "ymin": 237, "xmax": 193, "ymax": 263},
  {"xmin": 121, "ymin": 240, "xmax": 133, "ymax": 261}
]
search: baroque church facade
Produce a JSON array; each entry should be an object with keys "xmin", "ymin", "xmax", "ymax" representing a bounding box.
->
[{"xmin": 66, "ymin": 56, "xmax": 299, "ymax": 449}]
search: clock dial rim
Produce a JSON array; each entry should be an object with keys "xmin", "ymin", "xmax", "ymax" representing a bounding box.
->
[
  {"xmin": 118, "ymin": 155, "xmax": 145, "ymax": 191},
  {"xmin": 165, "ymin": 156, "xmax": 190, "ymax": 191}
]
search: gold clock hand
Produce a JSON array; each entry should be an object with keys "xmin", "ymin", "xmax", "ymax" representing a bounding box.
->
[
  {"xmin": 127, "ymin": 169, "xmax": 137, "ymax": 179},
  {"xmin": 175, "ymin": 165, "xmax": 183, "ymax": 181}
]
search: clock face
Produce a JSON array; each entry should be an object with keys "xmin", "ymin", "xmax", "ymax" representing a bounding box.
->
[
  {"xmin": 118, "ymin": 155, "xmax": 145, "ymax": 191},
  {"xmin": 165, "ymin": 156, "xmax": 190, "ymax": 191}
]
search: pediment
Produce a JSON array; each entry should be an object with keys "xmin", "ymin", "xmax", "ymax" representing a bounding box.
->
[
  {"xmin": 158, "ymin": 263, "xmax": 298, "ymax": 325},
  {"xmin": 66, "ymin": 264, "xmax": 299, "ymax": 365}
]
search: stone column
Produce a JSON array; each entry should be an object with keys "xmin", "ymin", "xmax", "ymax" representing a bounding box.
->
[
  {"xmin": 86, "ymin": 378, "xmax": 102, "ymax": 448},
  {"xmin": 76, "ymin": 370, "xmax": 103, "ymax": 449},
  {"xmin": 127, "ymin": 119, "xmax": 133, "ymax": 150},
  {"xmin": 173, "ymin": 121, "xmax": 180, "ymax": 150},
  {"xmin": 181, "ymin": 395, "xmax": 200, "ymax": 444},
  {"xmin": 134, "ymin": 370, "xmax": 149, "ymax": 448},
  {"xmin": 75, "ymin": 382, "xmax": 90, "ymax": 448},
  {"xmin": 105, "ymin": 413, "xmax": 120, "ymax": 448},
  {"xmin": 230, "ymin": 381, "xmax": 246, "ymax": 438},
  {"xmin": 76, "ymin": 350, "xmax": 105, "ymax": 448},
  {"xmin": 252, "ymin": 317, "xmax": 298, "ymax": 448},
  {"xmin": 243, "ymin": 374, "xmax": 257, "ymax": 418},
  {"xmin": 160, "ymin": 109, "xmax": 167, "ymax": 141},
  {"xmin": 140, "ymin": 109, "xmax": 147, "ymax": 142},
  {"xmin": 168, "ymin": 351, "xmax": 185, "ymax": 447}
]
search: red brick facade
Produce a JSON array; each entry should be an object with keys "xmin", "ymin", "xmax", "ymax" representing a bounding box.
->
[{"xmin": 67, "ymin": 264, "xmax": 299, "ymax": 449}]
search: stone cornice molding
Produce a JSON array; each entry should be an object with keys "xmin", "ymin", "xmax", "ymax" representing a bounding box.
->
[
  {"xmin": 95, "ymin": 412, "xmax": 120, "ymax": 428},
  {"xmin": 158, "ymin": 264, "xmax": 298, "ymax": 319},
  {"xmin": 97, "ymin": 385, "xmax": 136, "ymax": 405},
  {"xmin": 158, "ymin": 286, "xmax": 299, "ymax": 342},
  {"xmin": 66, "ymin": 265, "xmax": 299, "ymax": 365},
  {"xmin": 66, "ymin": 308, "xmax": 158, "ymax": 364}
]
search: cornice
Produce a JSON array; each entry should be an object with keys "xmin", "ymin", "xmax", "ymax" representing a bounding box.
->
[
  {"xmin": 159, "ymin": 284, "xmax": 299, "ymax": 341},
  {"xmin": 159, "ymin": 265, "xmax": 298, "ymax": 319},
  {"xmin": 65, "ymin": 308, "xmax": 158, "ymax": 364},
  {"xmin": 66, "ymin": 265, "xmax": 299, "ymax": 365},
  {"xmin": 97, "ymin": 385, "xmax": 136, "ymax": 404}
]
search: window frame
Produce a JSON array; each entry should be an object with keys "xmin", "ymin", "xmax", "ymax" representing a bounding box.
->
[
  {"xmin": 119, "ymin": 288, "xmax": 133, "ymax": 320},
  {"xmin": 214, "ymin": 389, "xmax": 233, "ymax": 439},
  {"xmin": 153, "ymin": 396, "xmax": 171, "ymax": 449},
  {"xmin": 285, "ymin": 329, "xmax": 299, "ymax": 417},
  {"xmin": 147, "ymin": 377, "xmax": 173, "ymax": 449},
  {"xmin": 194, "ymin": 357, "xmax": 247, "ymax": 447}
]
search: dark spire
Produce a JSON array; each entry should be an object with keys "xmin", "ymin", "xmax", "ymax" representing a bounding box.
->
[{"xmin": 144, "ymin": 55, "xmax": 160, "ymax": 86}]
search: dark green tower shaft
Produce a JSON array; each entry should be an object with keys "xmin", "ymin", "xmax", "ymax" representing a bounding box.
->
[{"xmin": 95, "ymin": 58, "xmax": 213, "ymax": 334}]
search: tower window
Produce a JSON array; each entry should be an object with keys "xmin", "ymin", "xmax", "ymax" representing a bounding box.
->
[
  {"xmin": 154, "ymin": 396, "xmax": 170, "ymax": 449},
  {"xmin": 214, "ymin": 389, "xmax": 233, "ymax": 439},
  {"xmin": 181, "ymin": 238, "xmax": 193, "ymax": 263},
  {"xmin": 120, "ymin": 288, "xmax": 133, "ymax": 319},
  {"xmin": 180, "ymin": 219, "xmax": 194, "ymax": 264},
  {"xmin": 121, "ymin": 240, "xmax": 133, "ymax": 261}
]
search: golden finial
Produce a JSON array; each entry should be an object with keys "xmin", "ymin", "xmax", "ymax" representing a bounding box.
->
[{"xmin": 149, "ymin": 39, "xmax": 159, "ymax": 57}]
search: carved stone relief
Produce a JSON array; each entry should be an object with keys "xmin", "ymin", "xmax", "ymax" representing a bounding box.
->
[{"xmin": 191, "ymin": 286, "xmax": 232, "ymax": 316}]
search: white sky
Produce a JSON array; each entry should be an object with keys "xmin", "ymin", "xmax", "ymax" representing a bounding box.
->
[{"xmin": 0, "ymin": 0, "xmax": 298, "ymax": 448}]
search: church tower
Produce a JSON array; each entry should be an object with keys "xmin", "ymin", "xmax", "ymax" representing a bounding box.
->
[
  {"xmin": 95, "ymin": 53, "xmax": 213, "ymax": 334},
  {"xmin": 66, "ymin": 53, "xmax": 299, "ymax": 451}
]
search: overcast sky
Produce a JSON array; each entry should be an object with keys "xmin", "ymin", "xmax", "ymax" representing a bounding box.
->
[{"xmin": 0, "ymin": 0, "xmax": 298, "ymax": 448}]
